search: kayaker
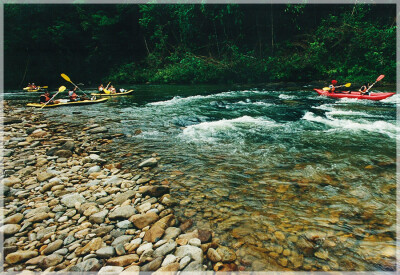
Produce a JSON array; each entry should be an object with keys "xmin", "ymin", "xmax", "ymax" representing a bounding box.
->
[
  {"xmin": 328, "ymin": 80, "xmax": 337, "ymax": 93},
  {"xmin": 109, "ymin": 85, "xmax": 116, "ymax": 94},
  {"xmin": 32, "ymin": 83, "xmax": 37, "ymax": 89},
  {"xmin": 40, "ymin": 91, "xmax": 53, "ymax": 104},
  {"xmin": 69, "ymin": 87, "xmax": 80, "ymax": 101},
  {"xmin": 359, "ymin": 83, "xmax": 371, "ymax": 95},
  {"xmin": 98, "ymin": 84, "xmax": 104, "ymax": 94}
]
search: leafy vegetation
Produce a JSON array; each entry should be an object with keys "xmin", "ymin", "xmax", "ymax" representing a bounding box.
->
[{"xmin": 4, "ymin": 4, "xmax": 396, "ymax": 88}]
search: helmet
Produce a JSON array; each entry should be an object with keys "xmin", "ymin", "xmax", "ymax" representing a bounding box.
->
[{"xmin": 331, "ymin": 80, "xmax": 337, "ymax": 85}]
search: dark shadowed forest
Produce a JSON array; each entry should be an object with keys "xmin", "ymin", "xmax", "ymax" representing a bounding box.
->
[{"xmin": 4, "ymin": 3, "xmax": 396, "ymax": 89}]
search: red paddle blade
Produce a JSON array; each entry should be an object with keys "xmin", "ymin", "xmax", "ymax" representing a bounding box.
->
[{"xmin": 376, "ymin": 75, "xmax": 385, "ymax": 82}]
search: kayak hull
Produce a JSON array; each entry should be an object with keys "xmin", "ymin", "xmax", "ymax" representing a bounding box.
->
[
  {"xmin": 314, "ymin": 89, "xmax": 395, "ymax": 101},
  {"xmin": 27, "ymin": 98, "xmax": 109, "ymax": 108},
  {"xmin": 91, "ymin": 90, "xmax": 134, "ymax": 97},
  {"xmin": 25, "ymin": 89, "xmax": 43, "ymax": 92},
  {"xmin": 23, "ymin": 86, "xmax": 47, "ymax": 92}
]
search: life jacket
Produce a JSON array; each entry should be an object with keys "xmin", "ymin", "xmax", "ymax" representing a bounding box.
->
[
  {"xmin": 329, "ymin": 84, "xmax": 335, "ymax": 92},
  {"xmin": 69, "ymin": 91, "xmax": 78, "ymax": 101},
  {"xmin": 40, "ymin": 93, "xmax": 50, "ymax": 103}
]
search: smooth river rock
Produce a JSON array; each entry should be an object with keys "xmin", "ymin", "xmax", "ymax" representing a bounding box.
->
[
  {"xmin": 175, "ymin": 245, "xmax": 203, "ymax": 263},
  {"xmin": 61, "ymin": 193, "xmax": 86, "ymax": 208},
  {"xmin": 106, "ymin": 254, "xmax": 139, "ymax": 266},
  {"xmin": 129, "ymin": 212, "xmax": 159, "ymax": 229},
  {"xmin": 70, "ymin": 258, "xmax": 102, "ymax": 272},
  {"xmin": 108, "ymin": 205, "xmax": 136, "ymax": 219},
  {"xmin": 6, "ymin": 250, "xmax": 39, "ymax": 264}
]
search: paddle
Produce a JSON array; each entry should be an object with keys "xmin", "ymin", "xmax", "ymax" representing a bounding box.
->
[
  {"xmin": 103, "ymin": 82, "xmax": 111, "ymax": 94},
  {"xmin": 61, "ymin": 73, "xmax": 90, "ymax": 98},
  {"xmin": 323, "ymin": 83, "xmax": 351, "ymax": 91},
  {"xmin": 38, "ymin": 86, "xmax": 48, "ymax": 89},
  {"xmin": 364, "ymin": 75, "xmax": 385, "ymax": 93},
  {"xmin": 40, "ymin": 86, "xmax": 66, "ymax": 109}
]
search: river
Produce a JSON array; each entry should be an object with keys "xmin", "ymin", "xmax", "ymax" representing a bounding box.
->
[{"xmin": 4, "ymin": 84, "xmax": 398, "ymax": 271}]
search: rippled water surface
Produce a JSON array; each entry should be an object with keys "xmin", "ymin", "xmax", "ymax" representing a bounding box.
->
[{"xmin": 5, "ymin": 85, "xmax": 397, "ymax": 271}]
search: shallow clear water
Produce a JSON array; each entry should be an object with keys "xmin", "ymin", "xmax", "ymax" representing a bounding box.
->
[{"xmin": 5, "ymin": 85, "xmax": 397, "ymax": 271}]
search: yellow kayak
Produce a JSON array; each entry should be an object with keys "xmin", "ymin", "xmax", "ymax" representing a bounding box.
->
[
  {"xmin": 91, "ymin": 89, "xmax": 134, "ymax": 97},
  {"xmin": 23, "ymin": 86, "xmax": 47, "ymax": 92},
  {"xmin": 26, "ymin": 98, "xmax": 109, "ymax": 108},
  {"xmin": 24, "ymin": 88, "xmax": 43, "ymax": 92}
]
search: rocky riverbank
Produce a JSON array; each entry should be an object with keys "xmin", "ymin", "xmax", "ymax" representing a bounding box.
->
[{"xmin": 1, "ymin": 102, "xmax": 239, "ymax": 273}]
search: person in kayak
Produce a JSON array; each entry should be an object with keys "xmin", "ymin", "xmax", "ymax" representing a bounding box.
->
[
  {"xmin": 69, "ymin": 87, "xmax": 80, "ymax": 101},
  {"xmin": 359, "ymin": 83, "xmax": 370, "ymax": 95},
  {"xmin": 40, "ymin": 91, "xmax": 53, "ymax": 104},
  {"xmin": 98, "ymin": 84, "xmax": 105, "ymax": 94},
  {"xmin": 109, "ymin": 85, "xmax": 117, "ymax": 94},
  {"xmin": 327, "ymin": 80, "xmax": 337, "ymax": 93}
]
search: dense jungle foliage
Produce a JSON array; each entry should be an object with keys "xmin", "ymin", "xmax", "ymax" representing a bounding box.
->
[{"xmin": 4, "ymin": 3, "xmax": 396, "ymax": 88}]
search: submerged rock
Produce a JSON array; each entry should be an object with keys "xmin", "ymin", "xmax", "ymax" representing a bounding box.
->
[{"xmin": 138, "ymin": 158, "xmax": 158, "ymax": 168}]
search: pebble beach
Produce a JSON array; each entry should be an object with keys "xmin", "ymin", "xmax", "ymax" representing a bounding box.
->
[{"xmin": 1, "ymin": 101, "xmax": 239, "ymax": 273}]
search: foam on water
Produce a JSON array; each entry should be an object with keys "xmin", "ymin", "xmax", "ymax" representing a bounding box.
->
[
  {"xmin": 181, "ymin": 115, "xmax": 281, "ymax": 143},
  {"xmin": 225, "ymin": 100, "xmax": 274, "ymax": 109},
  {"xmin": 302, "ymin": 112, "xmax": 397, "ymax": 138},
  {"xmin": 313, "ymin": 104, "xmax": 373, "ymax": 117},
  {"xmin": 380, "ymin": 93, "xmax": 399, "ymax": 104},
  {"xmin": 148, "ymin": 90, "xmax": 274, "ymax": 106},
  {"xmin": 252, "ymin": 101, "xmax": 274, "ymax": 107},
  {"xmin": 326, "ymin": 109, "xmax": 377, "ymax": 118},
  {"xmin": 278, "ymin": 94, "xmax": 297, "ymax": 100},
  {"xmin": 148, "ymin": 95, "xmax": 184, "ymax": 106}
]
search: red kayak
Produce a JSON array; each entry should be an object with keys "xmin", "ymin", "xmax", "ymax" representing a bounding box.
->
[{"xmin": 314, "ymin": 89, "xmax": 395, "ymax": 101}]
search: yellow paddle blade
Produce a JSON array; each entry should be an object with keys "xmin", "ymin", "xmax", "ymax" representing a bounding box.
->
[
  {"xmin": 59, "ymin": 86, "xmax": 66, "ymax": 92},
  {"xmin": 344, "ymin": 83, "xmax": 351, "ymax": 87},
  {"xmin": 323, "ymin": 87, "xmax": 330, "ymax": 91},
  {"xmin": 40, "ymin": 86, "xmax": 48, "ymax": 89},
  {"xmin": 103, "ymin": 89, "xmax": 111, "ymax": 94},
  {"xmin": 61, "ymin": 73, "xmax": 71, "ymax": 82}
]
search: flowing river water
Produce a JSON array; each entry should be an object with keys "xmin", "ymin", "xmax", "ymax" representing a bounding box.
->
[{"xmin": 4, "ymin": 84, "xmax": 398, "ymax": 271}]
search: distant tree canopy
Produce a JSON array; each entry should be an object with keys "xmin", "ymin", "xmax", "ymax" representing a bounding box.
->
[{"xmin": 4, "ymin": 3, "xmax": 396, "ymax": 89}]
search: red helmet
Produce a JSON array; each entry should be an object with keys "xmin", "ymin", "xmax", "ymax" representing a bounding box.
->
[{"xmin": 331, "ymin": 80, "xmax": 337, "ymax": 85}]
